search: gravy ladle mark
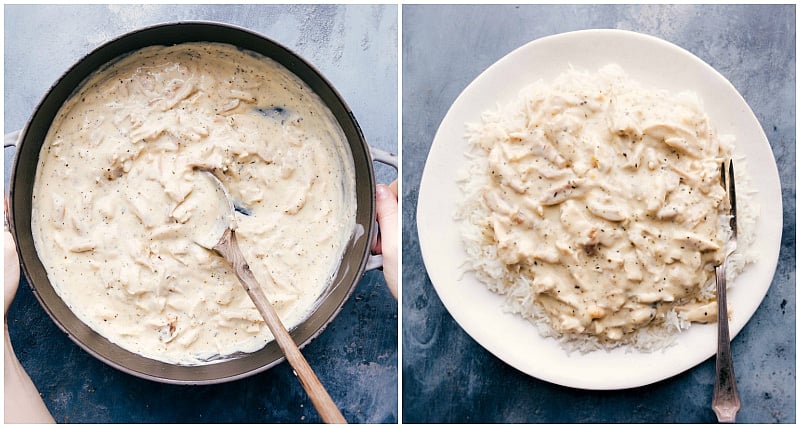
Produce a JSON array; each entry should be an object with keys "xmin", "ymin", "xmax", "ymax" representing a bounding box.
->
[{"xmin": 193, "ymin": 169, "xmax": 346, "ymax": 424}]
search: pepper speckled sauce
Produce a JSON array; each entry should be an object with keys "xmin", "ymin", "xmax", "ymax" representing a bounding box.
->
[
  {"xmin": 458, "ymin": 65, "xmax": 735, "ymax": 349},
  {"xmin": 31, "ymin": 43, "xmax": 356, "ymax": 365}
]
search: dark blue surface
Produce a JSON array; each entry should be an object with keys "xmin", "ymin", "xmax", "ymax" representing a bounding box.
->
[
  {"xmin": 4, "ymin": 4, "xmax": 398, "ymax": 424},
  {"xmin": 402, "ymin": 4, "xmax": 795, "ymax": 423}
]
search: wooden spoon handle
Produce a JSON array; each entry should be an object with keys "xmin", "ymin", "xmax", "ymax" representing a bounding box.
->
[{"xmin": 214, "ymin": 230, "xmax": 347, "ymax": 424}]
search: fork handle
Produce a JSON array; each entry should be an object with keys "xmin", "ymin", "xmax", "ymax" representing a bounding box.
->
[{"xmin": 712, "ymin": 264, "xmax": 740, "ymax": 423}]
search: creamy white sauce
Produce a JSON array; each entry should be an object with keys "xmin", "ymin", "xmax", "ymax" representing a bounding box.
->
[
  {"xmin": 181, "ymin": 171, "xmax": 235, "ymax": 251},
  {"xmin": 31, "ymin": 43, "xmax": 356, "ymax": 365},
  {"xmin": 459, "ymin": 65, "xmax": 733, "ymax": 345}
]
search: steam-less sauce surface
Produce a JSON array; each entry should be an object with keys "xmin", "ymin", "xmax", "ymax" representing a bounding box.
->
[
  {"xmin": 459, "ymin": 65, "xmax": 733, "ymax": 348},
  {"xmin": 31, "ymin": 43, "xmax": 356, "ymax": 365}
]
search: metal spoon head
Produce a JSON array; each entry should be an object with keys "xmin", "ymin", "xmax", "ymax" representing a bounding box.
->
[{"xmin": 188, "ymin": 168, "xmax": 236, "ymax": 250}]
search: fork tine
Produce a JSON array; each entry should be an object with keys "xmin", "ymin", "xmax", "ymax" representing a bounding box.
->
[
  {"xmin": 720, "ymin": 161, "xmax": 727, "ymax": 188},
  {"xmin": 727, "ymin": 160, "xmax": 737, "ymax": 239}
]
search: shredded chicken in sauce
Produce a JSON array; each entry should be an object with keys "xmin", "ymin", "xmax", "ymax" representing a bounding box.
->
[
  {"xmin": 459, "ymin": 65, "xmax": 732, "ymax": 346},
  {"xmin": 32, "ymin": 43, "xmax": 356, "ymax": 364}
]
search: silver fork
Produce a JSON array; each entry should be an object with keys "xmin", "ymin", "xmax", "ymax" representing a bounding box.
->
[{"xmin": 712, "ymin": 160, "xmax": 740, "ymax": 423}]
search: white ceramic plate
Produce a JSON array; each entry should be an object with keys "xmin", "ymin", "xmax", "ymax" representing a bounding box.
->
[{"xmin": 416, "ymin": 29, "xmax": 782, "ymax": 390}]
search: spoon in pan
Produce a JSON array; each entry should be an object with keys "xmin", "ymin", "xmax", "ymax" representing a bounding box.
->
[{"xmin": 189, "ymin": 168, "xmax": 346, "ymax": 424}]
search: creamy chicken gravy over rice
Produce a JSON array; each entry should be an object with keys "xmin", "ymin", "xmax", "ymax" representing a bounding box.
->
[
  {"xmin": 457, "ymin": 64, "xmax": 756, "ymax": 351},
  {"xmin": 31, "ymin": 43, "xmax": 356, "ymax": 365}
]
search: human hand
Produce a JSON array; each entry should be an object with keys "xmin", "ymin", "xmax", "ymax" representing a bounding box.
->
[
  {"xmin": 374, "ymin": 180, "xmax": 398, "ymax": 299},
  {"xmin": 4, "ymin": 222, "xmax": 55, "ymax": 423},
  {"xmin": 5, "ymin": 231, "xmax": 20, "ymax": 316}
]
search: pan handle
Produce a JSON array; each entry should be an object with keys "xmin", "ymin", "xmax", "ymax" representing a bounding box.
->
[
  {"xmin": 4, "ymin": 130, "xmax": 21, "ymax": 149},
  {"xmin": 4, "ymin": 131, "xmax": 21, "ymax": 231},
  {"xmin": 365, "ymin": 146, "xmax": 398, "ymax": 272},
  {"xmin": 370, "ymin": 146, "xmax": 397, "ymax": 168}
]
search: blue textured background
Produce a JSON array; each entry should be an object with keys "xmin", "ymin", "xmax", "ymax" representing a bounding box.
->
[
  {"xmin": 402, "ymin": 4, "xmax": 795, "ymax": 423},
  {"xmin": 4, "ymin": 3, "xmax": 796, "ymax": 425},
  {"xmin": 4, "ymin": 4, "xmax": 398, "ymax": 424}
]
